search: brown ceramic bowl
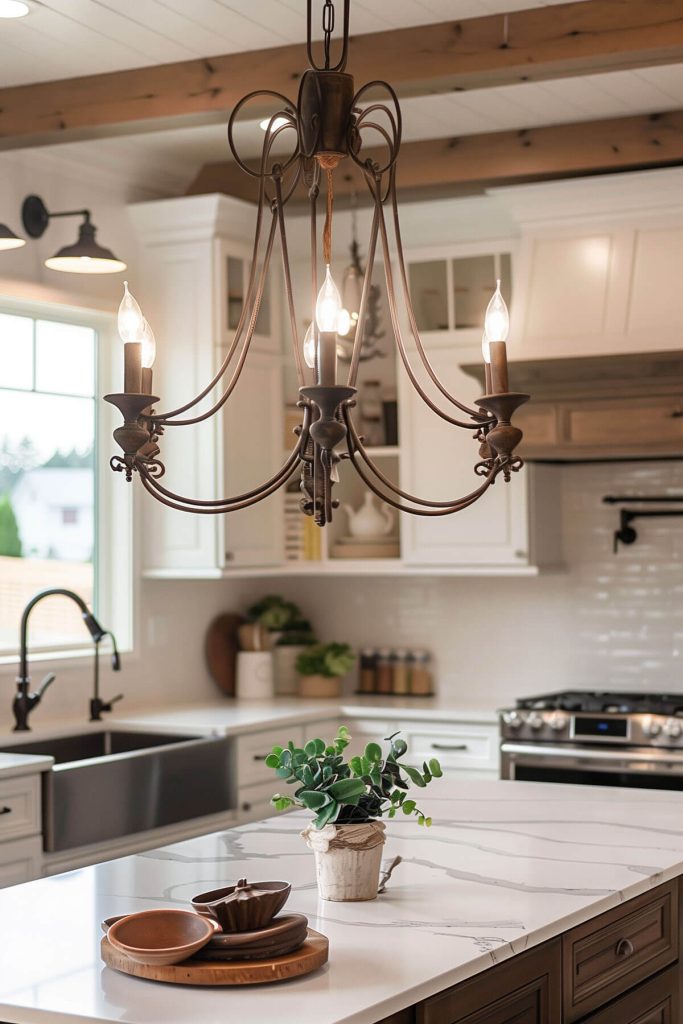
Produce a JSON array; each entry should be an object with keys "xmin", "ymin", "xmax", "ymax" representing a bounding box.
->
[
  {"xmin": 107, "ymin": 909, "xmax": 220, "ymax": 966},
  {"xmin": 191, "ymin": 878, "xmax": 291, "ymax": 932}
]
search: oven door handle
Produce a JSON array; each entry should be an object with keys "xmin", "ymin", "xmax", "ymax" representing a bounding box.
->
[
  {"xmin": 501, "ymin": 743, "xmax": 683, "ymax": 775},
  {"xmin": 501, "ymin": 743, "xmax": 683, "ymax": 764}
]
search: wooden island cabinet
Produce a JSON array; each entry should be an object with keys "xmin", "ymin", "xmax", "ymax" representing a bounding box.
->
[{"xmin": 379, "ymin": 879, "xmax": 681, "ymax": 1024}]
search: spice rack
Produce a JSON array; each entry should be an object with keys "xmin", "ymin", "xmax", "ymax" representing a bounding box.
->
[{"xmin": 356, "ymin": 648, "xmax": 434, "ymax": 698}]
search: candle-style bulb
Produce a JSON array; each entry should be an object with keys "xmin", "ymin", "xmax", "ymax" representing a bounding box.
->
[
  {"xmin": 337, "ymin": 308, "xmax": 351, "ymax": 337},
  {"xmin": 481, "ymin": 330, "xmax": 491, "ymax": 365},
  {"xmin": 484, "ymin": 279, "xmax": 509, "ymax": 343},
  {"xmin": 140, "ymin": 319, "xmax": 156, "ymax": 369},
  {"xmin": 118, "ymin": 281, "xmax": 145, "ymax": 344},
  {"xmin": 316, "ymin": 265, "xmax": 342, "ymax": 333},
  {"xmin": 303, "ymin": 322, "xmax": 317, "ymax": 369}
]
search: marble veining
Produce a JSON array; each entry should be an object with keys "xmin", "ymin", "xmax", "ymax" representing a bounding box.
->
[{"xmin": 3, "ymin": 779, "xmax": 683, "ymax": 1024}]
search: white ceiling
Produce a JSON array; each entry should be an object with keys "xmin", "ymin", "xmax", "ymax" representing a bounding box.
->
[{"xmin": 2, "ymin": 0, "xmax": 591, "ymax": 87}]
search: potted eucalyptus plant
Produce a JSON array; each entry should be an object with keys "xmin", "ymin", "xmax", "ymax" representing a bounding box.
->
[
  {"xmin": 244, "ymin": 596, "xmax": 316, "ymax": 695},
  {"xmin": 266, "ymin": 726, "xmax": 442, "ymax": 901},
  {"xmin": 296, "ymin": 642, "xmax": 355, "ymax": 698}
]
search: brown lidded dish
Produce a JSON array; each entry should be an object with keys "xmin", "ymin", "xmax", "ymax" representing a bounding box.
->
[
  {"xmin": 191, "ymin": 878, "xmax": 291, "ymax": 932},
  {"xmin": 107, "ymin": 909, "xmax": 220, "ymax": 966}
]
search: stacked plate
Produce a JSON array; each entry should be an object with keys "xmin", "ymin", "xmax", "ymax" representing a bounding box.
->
[{"xmin": 193, "ymin": 913, "xmax": 309, "ymax": 961}]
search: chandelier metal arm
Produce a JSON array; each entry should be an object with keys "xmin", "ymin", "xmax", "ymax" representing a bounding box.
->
[
  {"xmin": 274, "ymin": 172, "xmax": 307, "ymax": 387},
  {"xmin": 136, "ymin": 410, "xmax": 309, "ymax": 512},
  {"xmin": 343, "ymin": 405, "xmax": 498, "ymax": 511},
  {"xmin": 388, "ymin": 171, "xmax": 495, "ymax": 425},
  {"xmin": 372, "ymin": 176, "xmax": 490, "ymax": 431},
  {"xmin": 154, "ymin": 208, "xmax": 278, "ymax": 427},
  {"xmin": 137, "ymin": 457, "xmax": 299, "ymax": 515}
]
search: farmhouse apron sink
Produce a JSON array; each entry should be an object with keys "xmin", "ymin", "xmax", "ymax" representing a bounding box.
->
[{"xmin": 1, "ymin": 730, "xmax": 234, "ymax": 852}]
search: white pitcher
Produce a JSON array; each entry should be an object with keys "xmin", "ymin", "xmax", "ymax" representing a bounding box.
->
[{"xmin": 344, "ymin": 493, "xmax": 394, "ymax": 539}]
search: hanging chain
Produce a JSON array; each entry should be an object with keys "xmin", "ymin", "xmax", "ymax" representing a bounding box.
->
[{"xmin": 322, "ymin": 0, "xmax": 335, "ymax": 70}]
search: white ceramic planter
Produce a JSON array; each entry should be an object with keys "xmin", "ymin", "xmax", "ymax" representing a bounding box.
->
[
  {"xmin": 301, "ymin": 821, "xmax": 386, "ymax": 902},
  {"xmin": 273, "ymin": 645, "xmax": 307, "ymax": 696}
]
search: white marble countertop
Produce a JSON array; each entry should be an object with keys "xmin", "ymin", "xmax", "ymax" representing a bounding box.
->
[
  {"xmin": 0, "ymin": 752, "xmax": 53, "ymax": 778},
  {"xmin": 2, "ymin": 778, "xmax": 683, "ymax": 1024},
  {"xmin": 0, "ymin": 697, "xmax": 498, "ymax": 748}
]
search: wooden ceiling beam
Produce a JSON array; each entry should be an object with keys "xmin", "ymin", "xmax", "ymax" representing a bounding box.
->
[
  {"xmin": 1, "ymin": 0, "xmax": 683, "ymax": 149},
  {"xmin": 185, "ymin": 108, "xmax": 683, "ymax": 201}
]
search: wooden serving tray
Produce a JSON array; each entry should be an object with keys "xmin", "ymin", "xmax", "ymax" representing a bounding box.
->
[{"xmin": 101, "ymin": 929, "xmax": 328, "ymax": 986}]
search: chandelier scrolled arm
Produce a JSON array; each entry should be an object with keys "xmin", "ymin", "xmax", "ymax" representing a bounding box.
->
[{"xmin": 106, "ymin": 0, "xmax": 529, "ymax": 529}]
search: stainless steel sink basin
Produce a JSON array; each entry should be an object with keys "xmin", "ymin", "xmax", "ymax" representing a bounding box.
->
[{"xmin": 1, "ymin": 729, "xmax": 235, "ymax": 852}]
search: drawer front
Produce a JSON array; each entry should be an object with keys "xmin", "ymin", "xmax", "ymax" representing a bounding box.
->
[
  {"xmin": 0, "ymin": 774, "xmax": 41, "ymax": 842},
  {"xmin": 582, "ymin": 963, "xmax": 679, "ymax": 1024},
  {"xmin": 237, "ymin": 781, "xmax": 287, "ymax": 824},
  {"xmin": 236, "ymin": 726, "xmax": 304, "ymax": 787},
  {"xmin": 563, "ymin": 881, "xmax": 678, "ymax": 1022},
  {"xmin": 418, "ymin": 938, "xmax": 561, "ymax": 1024},
  {"xmin": 0, "ymin": 835, "xmax": 42, "ymax": 888},
  {"xmin": 409, "ymin": 725, "xmax": 499, "ymax": 773}
]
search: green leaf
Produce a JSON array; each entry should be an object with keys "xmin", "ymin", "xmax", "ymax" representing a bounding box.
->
[
  {"xmin": 264, "ymin": 753, "xmax": 280, "ymax": 769},
  {"xmin": 299, "ymin": 790, "xmax": 332, "ymax": 810},
  {"xmin": 349, "ymin": 756, "xmax": 364, "ymax": 776},
  {"xmin": 276, "ymin": 765, "xmax": 292, "ymax": 779},
  {"xmin": 402, "ymin": 799, "xmax": 416, "ymax": 815},
  {"xmin": 428, "ymin": 759, "xmax": 443, "ymax": 778},
  {"xmin": 327, "ymin": 778, "xmax": 366, "ymax": 802},
  {"xmin": 402, "ymin": 765, "xmax": 426, "ymax": 788},
  {"xmin": 271, "ymin": 745, "xmax": 283, "ymax": 756},
  {"xmin": 391, "ymin": 738, "xmax": 408, "ymax": 759},
  {"xmin": 425, "ymin": 817, "xmax": 432, "ymax": 827},
  {"xmin": 313, "ymin": 800, "xmax": 339, "ymax": 830},
  {"xmin": 364, "ymin": 742, "xmax": 382, "ymax": 763},
  {"xmin": 300, "ymin": 764, "xmax": 314, "ymax": 787},
  {"xmin": 388, "ymin": 807, "xmax": 396, "ymax": 818},
  {"xmin": 418, "ymin": 814, "xmax": 425, "ymax": 826}
]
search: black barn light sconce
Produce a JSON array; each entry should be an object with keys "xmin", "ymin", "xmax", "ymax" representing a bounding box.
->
[{"xmin": 21, "ymin": 194, "xmax": 126, "ymax": 274}]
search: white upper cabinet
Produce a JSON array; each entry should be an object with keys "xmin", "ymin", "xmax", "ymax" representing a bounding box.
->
[
  {"xmin": 128, "ymin": 195, "xmax": 283, "ymax": 578},
  {"xmin": 497, "ymin": 169, "xmax": 683, "ymax": 360}
]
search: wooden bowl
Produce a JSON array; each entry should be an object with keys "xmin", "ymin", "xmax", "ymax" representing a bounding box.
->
[
  {"xmin": 191, "ymin": 879, "xmax": 291, "ymax": 932},
  {"xmin": 107, "ymin": 909, "xmax": 220, "ymax": 966}
]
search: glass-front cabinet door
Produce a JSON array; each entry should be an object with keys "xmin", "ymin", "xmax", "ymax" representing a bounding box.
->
[{"xmin": 408, "ymin": 248, "xmax": 512, "ymax": 339}]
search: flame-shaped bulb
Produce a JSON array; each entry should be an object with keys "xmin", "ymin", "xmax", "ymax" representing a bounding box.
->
[
  {"xmin": 481, "ymin": 330, "xmax": 491, "ymax": 365},
  {"xmin": 140, "ymin": 319, "xmax": 156, "ymax": 369},
  {"xmin": 303, "ymin": 322, "xmax": 317, "ymax": 369},
  {"xmin": 337, "ymin": 308, "xmax": 351, "ymax": 337},
  {"xmin": 118, "ymin": 281, "xmax": 145, "ymax": 344},
  {"xmin": 484, "ymin": 279, "xmax": 509, "ymax": 343},
  {"xmin": 316, "ymin": 265, "xmax": 342, "ymax": 333}
]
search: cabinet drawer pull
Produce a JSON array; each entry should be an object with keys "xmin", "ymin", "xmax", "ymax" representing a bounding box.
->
[
  {"xmin": 671, "ymin": 409, "xmax": 683, "ymax": 419},
  {"xmin": 615, "ymin": 937, "xmax": 634, "ymax": 958},
  {"xmin": 0, "ymin": 806, "xmax": 11, "ymax": 816},
  {"xmin": 252, "ymin": 754, "xmax": 268, "ymax": 762},
  {"xmin": 431, "ymin": 743, "xmax": 469, "ymax": 752}
]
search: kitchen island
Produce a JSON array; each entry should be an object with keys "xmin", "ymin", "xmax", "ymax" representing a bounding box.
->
[{"xmin": 1, "ymin": 778, "xmax": 682, "ymax": 1024}]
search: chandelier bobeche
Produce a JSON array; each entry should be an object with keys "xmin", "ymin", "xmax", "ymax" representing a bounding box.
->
[{"xmin": 105, "ymin": 0, "xmax": 529, "ymax": 527}]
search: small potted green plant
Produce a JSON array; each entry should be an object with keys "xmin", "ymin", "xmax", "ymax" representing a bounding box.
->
[
  {"xmin": 266, "ymin": 726, "xmax": 442, "ymax": 901},
  {"xmin": 296, "ymin": 642, "xmax": 355, "ymax": 698}
]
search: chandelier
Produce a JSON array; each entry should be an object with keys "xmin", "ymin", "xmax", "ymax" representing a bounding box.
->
[{"xmin": 105, "ymin": 0, "xmax": 529, "ymax": 527}]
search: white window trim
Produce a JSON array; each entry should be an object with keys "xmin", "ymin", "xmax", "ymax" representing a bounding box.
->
[{"xmin": 0, "ymin": 294, "xmax": 135, "ymax": 666}]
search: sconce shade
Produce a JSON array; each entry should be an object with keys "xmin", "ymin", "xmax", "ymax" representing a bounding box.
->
[
  {"xmin": 45, "ymin": 221, "xmax": 126, "ymax": 274},
  {"xmin": 0, "ymin": 223, "xmax": 26, "ymax": 251}
]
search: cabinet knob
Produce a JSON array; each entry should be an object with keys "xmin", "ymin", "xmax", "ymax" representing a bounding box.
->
[
  {"xmin": 252, "ymin": 754, "xmax": 268, "ymax": 761},
  {"xmin": 0, "ymin": 806, "xmax": 11, "ymax": 816},
  {"xmin": 671, "ymin": 409, "xmax": 683, "ymax": 419},
  {"xmin": 225, "ymin": 551, "xmax": 234, "ymax": 562},
  {"xmin": 615, "ymin": 937, "xmax": 634, "ymax": 958},
  {"xmin": 241, "ymin": 802, "xmax": 252, "ymax": 812}
]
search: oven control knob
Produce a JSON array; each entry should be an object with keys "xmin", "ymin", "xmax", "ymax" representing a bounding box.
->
[
  {"xmin": 663, "ymin": 718, "xmax": 682, "ymax": 738},
  {"xmin": 501, "ymin": 711, "xmax": 522, "ymax": 729},
  {"xmin": 548, "ymin": 712, "xmax": 569, "ymax": 732},
  {"xmin": 525, "ymin": 712, "xmax": 544, "ymax": 731},
  {"xmin": 644, "ymin": 718, "xmax": 661, "ymax": 737}
]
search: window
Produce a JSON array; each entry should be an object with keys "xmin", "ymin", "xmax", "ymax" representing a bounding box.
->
[{"xmin": 0, "ymin": 310, "xmax": 98, "ymax": 655}]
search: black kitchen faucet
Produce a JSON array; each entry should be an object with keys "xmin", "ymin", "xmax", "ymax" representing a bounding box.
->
[{"xmin": 13, "ymin": 588, "xmax": 122, "ymax": 731}]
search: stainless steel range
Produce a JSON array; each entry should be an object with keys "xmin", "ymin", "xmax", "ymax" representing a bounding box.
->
[{"xmin": 500, "ymin": 690, "xmax": 683, "ymax": 790}]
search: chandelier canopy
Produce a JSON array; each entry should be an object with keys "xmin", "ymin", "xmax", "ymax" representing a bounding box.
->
[{"xmin": 105, "ymin": 0, "xmax": 529, "ymax": 527}]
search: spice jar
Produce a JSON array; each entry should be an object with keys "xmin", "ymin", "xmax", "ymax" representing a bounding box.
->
[
  {"xmin": 392, "ymin": 649, "xmax": 410, "ymax": 695},
  {"xmin": 359, "ymin": 648, "xmax": 377, "ymax": 694},
  {"xmin": 375, "ymin": 648, "xmax": 393, "ymax": 695},
  {"xmin": 410, "ymin": 649, "xmax": 433, "ymax": 696}
]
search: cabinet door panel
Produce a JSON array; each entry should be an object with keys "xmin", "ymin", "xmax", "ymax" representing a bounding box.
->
[
  {"xmin": 581, "ymin": 963, "xmax": 679, "ymax": 1024},
  {"xmin": 222, "ymin": 352, "xmax": 284, "ymax": 566},
  {"xmin": 418, "ymin": 939, "xmax": 561, "ymax": 1024},
  {"xmin": 400, "ymin": 347, "xmax": 528, "ymax": 566}
]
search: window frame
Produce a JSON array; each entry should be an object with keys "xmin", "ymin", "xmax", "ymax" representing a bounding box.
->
[{"xmin": 0, "ymin": 294, "xmax": 134, "ymax": 666}]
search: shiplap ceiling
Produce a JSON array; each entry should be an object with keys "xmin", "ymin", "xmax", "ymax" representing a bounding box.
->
[{"xmin": 1, "ymin": 0, "xmax": 590, "ymax": 87}]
